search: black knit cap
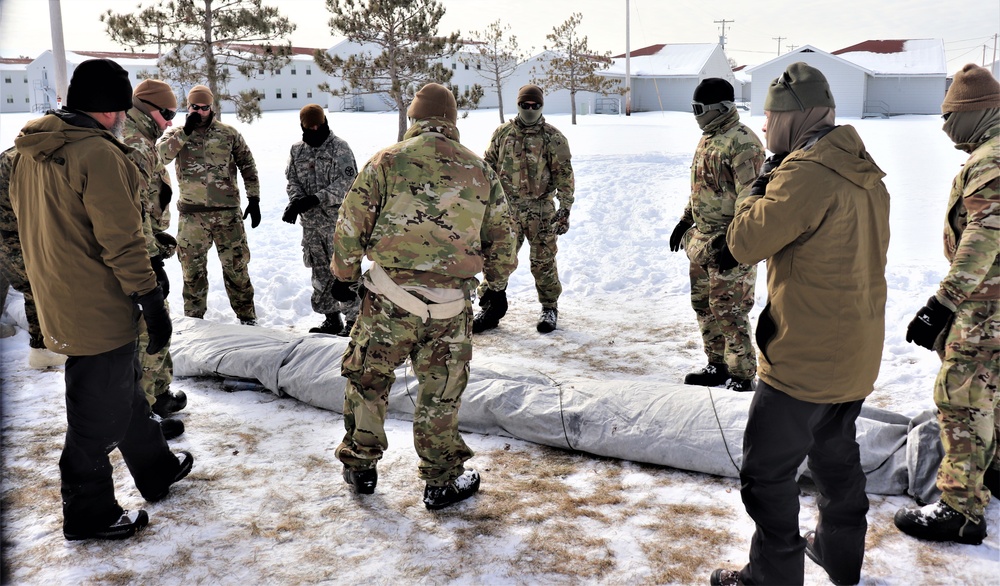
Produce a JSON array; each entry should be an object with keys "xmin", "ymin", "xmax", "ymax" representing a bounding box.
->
[
  {"xmin": 692, "ymin": 78, "xmax": 734, "ymax": 105},
  {"xmin": 66, "ymin": 59, "xmax": 133, "ymax": 113}
]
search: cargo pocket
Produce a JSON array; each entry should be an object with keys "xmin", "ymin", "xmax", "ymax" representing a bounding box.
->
[
  {"xmin": 440, "ymin": 341, "xmax": 473, "ymax": 403},
  {"xmin": 755, "ymin": 302, "xmax": 777, "ymax": 365}
]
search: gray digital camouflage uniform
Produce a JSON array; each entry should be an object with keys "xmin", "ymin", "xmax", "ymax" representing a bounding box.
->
[
  {"xmin": 480, "ymin": 116, "xmax": 573, "ymax": 309},
  {"xmin": 681, "ymin": 108, "xmax": 765, "ymax": 380},
  {"xmin": 286, "ymin": 131, "xmax": 360, "ymax": 321},
  {"xmin": 933, "ymin": 123, "xmax": 999, "ymax": 519},
  {"xmin": 122, "ymin": 107, "xmax": 174, "ymax": 407},
  {"xmin": 332, "ymin": 117, "xmax": 516, "ymax": 486},
  {"xmin": 0, "ymin": 146, "xmax": 43, "ymax": 348},
  {"xmin": 158, "ymin": 117, "xmax": 259, "ymax": 322}
]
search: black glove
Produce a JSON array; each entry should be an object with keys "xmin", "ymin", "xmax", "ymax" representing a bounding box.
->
[
  {"xmin": 150, "ymin": 255, "xmax": 169, "ymax": 298},
  {"xmin": 282, "ymin": 195, "xmax": 321, "ymax": 224},
  {"xmin": 183, "ymin": 112, "xmax": 201, "ymax": 135},
  {"xmin": 158, "ymin": 181, "xmax": 172, "ymax": 211},
  {"xmin": 136, "ymin": 286, "xmax": 172, "ymax": 355},
  {"xmin": 552, "ymin": 207, "xmax": 571, "ymax": 235},
  {"xmin": 154, "ymin": 231, "xmax": 178, "ymax": 259},
  {"xmin": 906, "ymin": 296, "xmax": 954, "ymax": 350},
  {"xmin": 331, "ymin": 279, "xmax": 358, "ymax": 303},
  {"xmin": 713, "ymin": 236, "xmax": 739, "ymax": 271},
  {"xmin": 479, "ymin": 288, "xmax": 508, "ymax": 318},
  {"xmin": 243, "ymin": 197, "xmax": 261, "ymax": 228},
  {"xmin": 669, "ymin": 220, "xmax": 692, "ymax": 252},
  {"xmin": 750, "ymin": 153, "xmax": 788, "ymax": 196}
]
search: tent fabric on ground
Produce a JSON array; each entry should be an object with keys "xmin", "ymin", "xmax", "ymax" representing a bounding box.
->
[{"xmin": 171, "ymin": 316, "xmax": 943, "ymax": 501}]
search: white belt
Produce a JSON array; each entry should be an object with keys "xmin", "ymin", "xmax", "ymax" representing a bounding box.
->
[{"xmin": 364, "ymin": 264, "xmax": 467, "ymax": 323}]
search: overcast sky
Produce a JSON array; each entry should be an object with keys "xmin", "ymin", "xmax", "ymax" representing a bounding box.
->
[{"xmin": 1, "ymin": 0, "xmax": 997, "ymax": 73}]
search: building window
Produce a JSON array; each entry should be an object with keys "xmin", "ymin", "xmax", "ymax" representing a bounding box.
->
[
  {"xmin": 3, "ymin": 76, "xmax": 10, "ymax": 83},
  {"xmin": 464, "ymin": 63, "xmax": 469, "ymax": 70},
  {"xmin": 306, "ymin": 67, "xmax": 312, "ymax": 75},
  {"xmin": 276, "ymin": 89, "xmax": 282, "ymax": 99},
  {"xmin": 259, "ymin": 67, "xmax": 265, "ymax": 75},
  {"xmin": 307, "ymin": 90, "xmax": 313, "ymax": 98},
  {"xmin": 223, "ymin": 66, "xmax": 229, "ymax": 73},
  {"xmin": 451, "ymin": 62, "xmax": 456, "ymax": 69},
  {"xmin": 292, "ymin": 88, "xmax": 298, "ymax": 98},
  {"xmin": 23, "ymin": 76, "xmax": 27, "ymax": 82},
  {"xmin": 5, "ymin": 95, "xmax": 12, "ymax": 104},
  {"xmin": 291, "ymin": 66, "xmax": 297, "ymax": 75},
  {"xmin": 477, "ymin": 64, "xmax": 481, "ymax": 70}
]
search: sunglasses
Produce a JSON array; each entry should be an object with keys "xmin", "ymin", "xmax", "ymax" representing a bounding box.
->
[
  {"xmin": 140, "ymin": 99, "xmax": 177, "ymax": 121},
  {"xmin": 691, "ymin": 101, "xmax": 730, "ymax": 116},
  {"xmin": 942, "ymin": 112, "xmax": 952, "ymax": 121},
  {"xmin": 189, "ymin": 104, "xmax": 212, "ymax": 112},
  {"xmin": 518, "ymin": 102, "xmax": 542, "ymax": 110}
]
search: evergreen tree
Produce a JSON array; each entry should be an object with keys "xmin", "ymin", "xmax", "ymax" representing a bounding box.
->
[
  {"xmin": 102, "ymin": 0, "xmax": 295, "ymax": 123},
  {"xmin": 532, "ymin": 13, "xmax": 621, "ymax": 125},
  {"xmin": 463, "ymin": 20, "xmax": 530, "ymax": 123},
  {"xmin": 315, "ymin": 0, "xmax": 472, "ymax": 141}
]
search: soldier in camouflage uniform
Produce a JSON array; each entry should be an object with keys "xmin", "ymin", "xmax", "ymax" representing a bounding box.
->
[
  {"xmin": 669, "ymin": 79, "xmax": 764, "ymax": 392},
  {"xmin": 894, "ymin": 64, "xmax": 1000, "ymax": 546},
  {"xmin": 0, "ymin": 146, "xmax": 67, "ymax": 368},
  {"xmin": 283, "ymin": 104, "xmax": 359, "ymax": 335},
  {"xmin": 474, "ymin": 84, "xmax": 573, "ymax": 334},
  {"xmin": 331, "ymin": 83, "xmax": 517, "ymax": 509},
  {"xmin": 122, "ymin": 79, "xmax": 187, "ymax": 440},
  {"xmin": 158, "ymin": 84, "xmax": 260, "ymax": 325}
]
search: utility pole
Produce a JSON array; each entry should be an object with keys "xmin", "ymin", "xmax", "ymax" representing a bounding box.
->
[
  {"xmin": 714, "ymin": 19, "xmax": 733, "ymax": 50},
  {"xmin": 787, "ymin": 44, "xmax": 798, "ymax": 52},
  {"xmin": 773, "ymin": 36, "xmax": 786, "ymax": 56},
  {"xmin": 48, "ymin": 0, "xmax": 69, "ymax": 106},
  {"xmin": 625, "ymin": 0, "xmax": 631, "ymax": 116}
]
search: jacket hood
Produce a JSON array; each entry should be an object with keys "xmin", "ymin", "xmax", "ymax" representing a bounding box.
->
[
  {"xmin": 14, "ymin": 110, "xmax": 130, "ymax": 163},
  {"xmin": 785, "ymin": 125, "xmax": 885, "ymax": 190}
]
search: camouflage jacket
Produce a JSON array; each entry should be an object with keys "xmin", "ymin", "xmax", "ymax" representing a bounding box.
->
[
  {"xmin": 0, "ymin": 146, "xmax": 17, "ymax": 259},
  {"xmin": 682, "ymin": 108, "xmax": 764, "ymax": 265},
  {"xmin": 122, "ymin": 107, "xmax": 165, "ymax": 258},
  {"xmin": 286, "ymin": 133, "xmax": 358, "ymax": 237},
  {"xmin": 937, "ymin": 124, "xmax": 1000, "ymax": 309},
  {"xmin": 333, "ymin": 117, "xmax": 517, "ymax": 292},
  {"xmin": 484, "ymin": 116, "xmax": 574, "ymax": 210},
  {"xmin": 158, "ymin": 118, "xmax": 260, "ymax": 209}
]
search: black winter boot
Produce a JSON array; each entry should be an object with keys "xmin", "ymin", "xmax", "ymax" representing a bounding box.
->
[
  {"xmin": 536, "ymin": 308, "xmax": 558, "ymax": 333},
  {"xmin": 472, "ymin": 289, "xmax": 508, "ymax": 333},
  {"xmin": 343, "ymin": 466, "xmax": 377, "ymax": 494},
  {"xmin": 152, "ymin": 389, "xmax": 187, "ymax": 417},
  {"xmin": 310, "ymin": 313, "xmax": 345, "ymax": 335},
  {"xmin": 894, "ymin": 500, "xmax": 987, "ymax": 545},
  {"xmin": 684, "ymin": 363, "xmax": 729, "ymax": 386},
  {"xmin": 984, "ymin": 467, "xmax": 1000, "ymax": 499},
  {"xmin": 423, "ymin": 469, "xmax": 481, "ymax": 510}
]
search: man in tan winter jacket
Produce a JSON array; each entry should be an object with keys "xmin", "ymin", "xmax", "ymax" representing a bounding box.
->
[
  {"xmin": 10, "ymin": 59, "xmax": 192, "ymax": 541},
  {"xmin": 710, "ymin": 62, "xmax": 890, "ymax": 586}
]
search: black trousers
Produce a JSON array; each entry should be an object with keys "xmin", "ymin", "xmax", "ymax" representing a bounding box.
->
[
  {"xmin": 738, "ymin": 382, "xmax": 869, "ymax": 586},
  {"xmin": 60, "ymin": 341, "xmax": 177, "ymax": 533}
]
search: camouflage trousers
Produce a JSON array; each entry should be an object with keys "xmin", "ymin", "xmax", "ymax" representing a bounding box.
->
[
  {"xmin": 480, "ymin": 198, "xmax": 561, "ymax": 308},
  {"xmin": 177, "ymin": 209, "xmax": 256, "ymax": 322},
  {"xmin": 302, "ymin": 229, "xmax": 360, "ymax": 320},
  {"xmin": 934, "ymin": 299, "xmax": 999, "ymax": 518},
  {"xmin": 0, "ymin": 246, "xmax": 43, "ymax": 347},
  {"xmin": 337, "ymin": 289, "xmax": 474, "ymax": 486},
  {"xmin": 689, "ymin": 260, "xmax": 757, "ymax": 379},
  {"xmin": 137, "ymin": 299, "xmax": 174, "ymax": 409}
]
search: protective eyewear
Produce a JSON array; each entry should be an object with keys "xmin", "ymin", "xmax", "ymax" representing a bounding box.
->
[
  {"xmin": 518, "ymin": 102, "xmax": 542, "ymax": 110},
  {"xmin": 189, "ymin": 104, "xmax": 212, "ymax": 112},
  {"xmin": 691, "ymin": 101, "xmax": 730, "ymax": 116},
  {"xmin": 140, "ymin": 99, "xmax": 177, "ymax": 121}
]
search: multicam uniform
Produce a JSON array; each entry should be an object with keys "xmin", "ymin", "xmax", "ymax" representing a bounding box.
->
[
  {"xmin": 122, "ymin": 107, "xmax": 174, "ymax": 407},
  {"xmin": 480, "ymin": 116, "xmax": 573, "ymax": 309},
  {"xmin": 285, "ymin": 132, "xmax": 359, "ymax": 320},
  {"xmin": 681, "ymin": 108, "xmax": 764, "ymax": 380},
  {"xmin": 158, "ymin": 118, "xmax": 259, "ymax": 322},
  {"xmin": 933, "ymin": 123, "xmax": 1000, "ymax": 519},
  {"xmin": 0, "ymin": 146, "xmax": 44, "ymax": 348},
  {"xmin": 332, "ymin": 117, "xmax": 516, "ymax": 486}
]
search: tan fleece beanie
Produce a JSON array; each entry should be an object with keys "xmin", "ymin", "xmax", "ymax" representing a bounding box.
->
[
  {"xmin": 187, "ymin": 84, "xmax": 214, "ymax": 106},
  {"xmin": 134, "ymin": 79, "xmax": 177, "ymax": 112},
  {"xmin": 299, "ymin": 104, "xmax": 326, "ymax": 127},
  {"xmin": 406, "ymin": 83, "xmax": 457, "ymax": 124},
  {"xmin": 942, "ymin": 63, "xmax": 1000, "ymax": 113}
]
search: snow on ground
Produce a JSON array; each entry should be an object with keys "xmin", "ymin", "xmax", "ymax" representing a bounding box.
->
[{"xmin": 1, "ymin": 108, "xmax": 998, "ymax": 584}]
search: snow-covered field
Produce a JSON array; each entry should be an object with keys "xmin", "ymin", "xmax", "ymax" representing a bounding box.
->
[{"xmin": 1, "ymin": 107, "xmax": 997, "ymax": 584}]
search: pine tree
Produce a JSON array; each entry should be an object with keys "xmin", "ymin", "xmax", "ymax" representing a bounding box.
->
[
  {"xmin": 532, "ymin": 13, "xmax": 621, "ymax": 125},
  {"xmin": 463, "ymin": 20, "xmax": 530, "ymax": 123},
  {"xmin": 314, "ymin": 0, "xmax": 470, "ymax": 141},
  {"xmin": 102, "ymin": 0, "xmax": 295, "ymax": 123}
]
